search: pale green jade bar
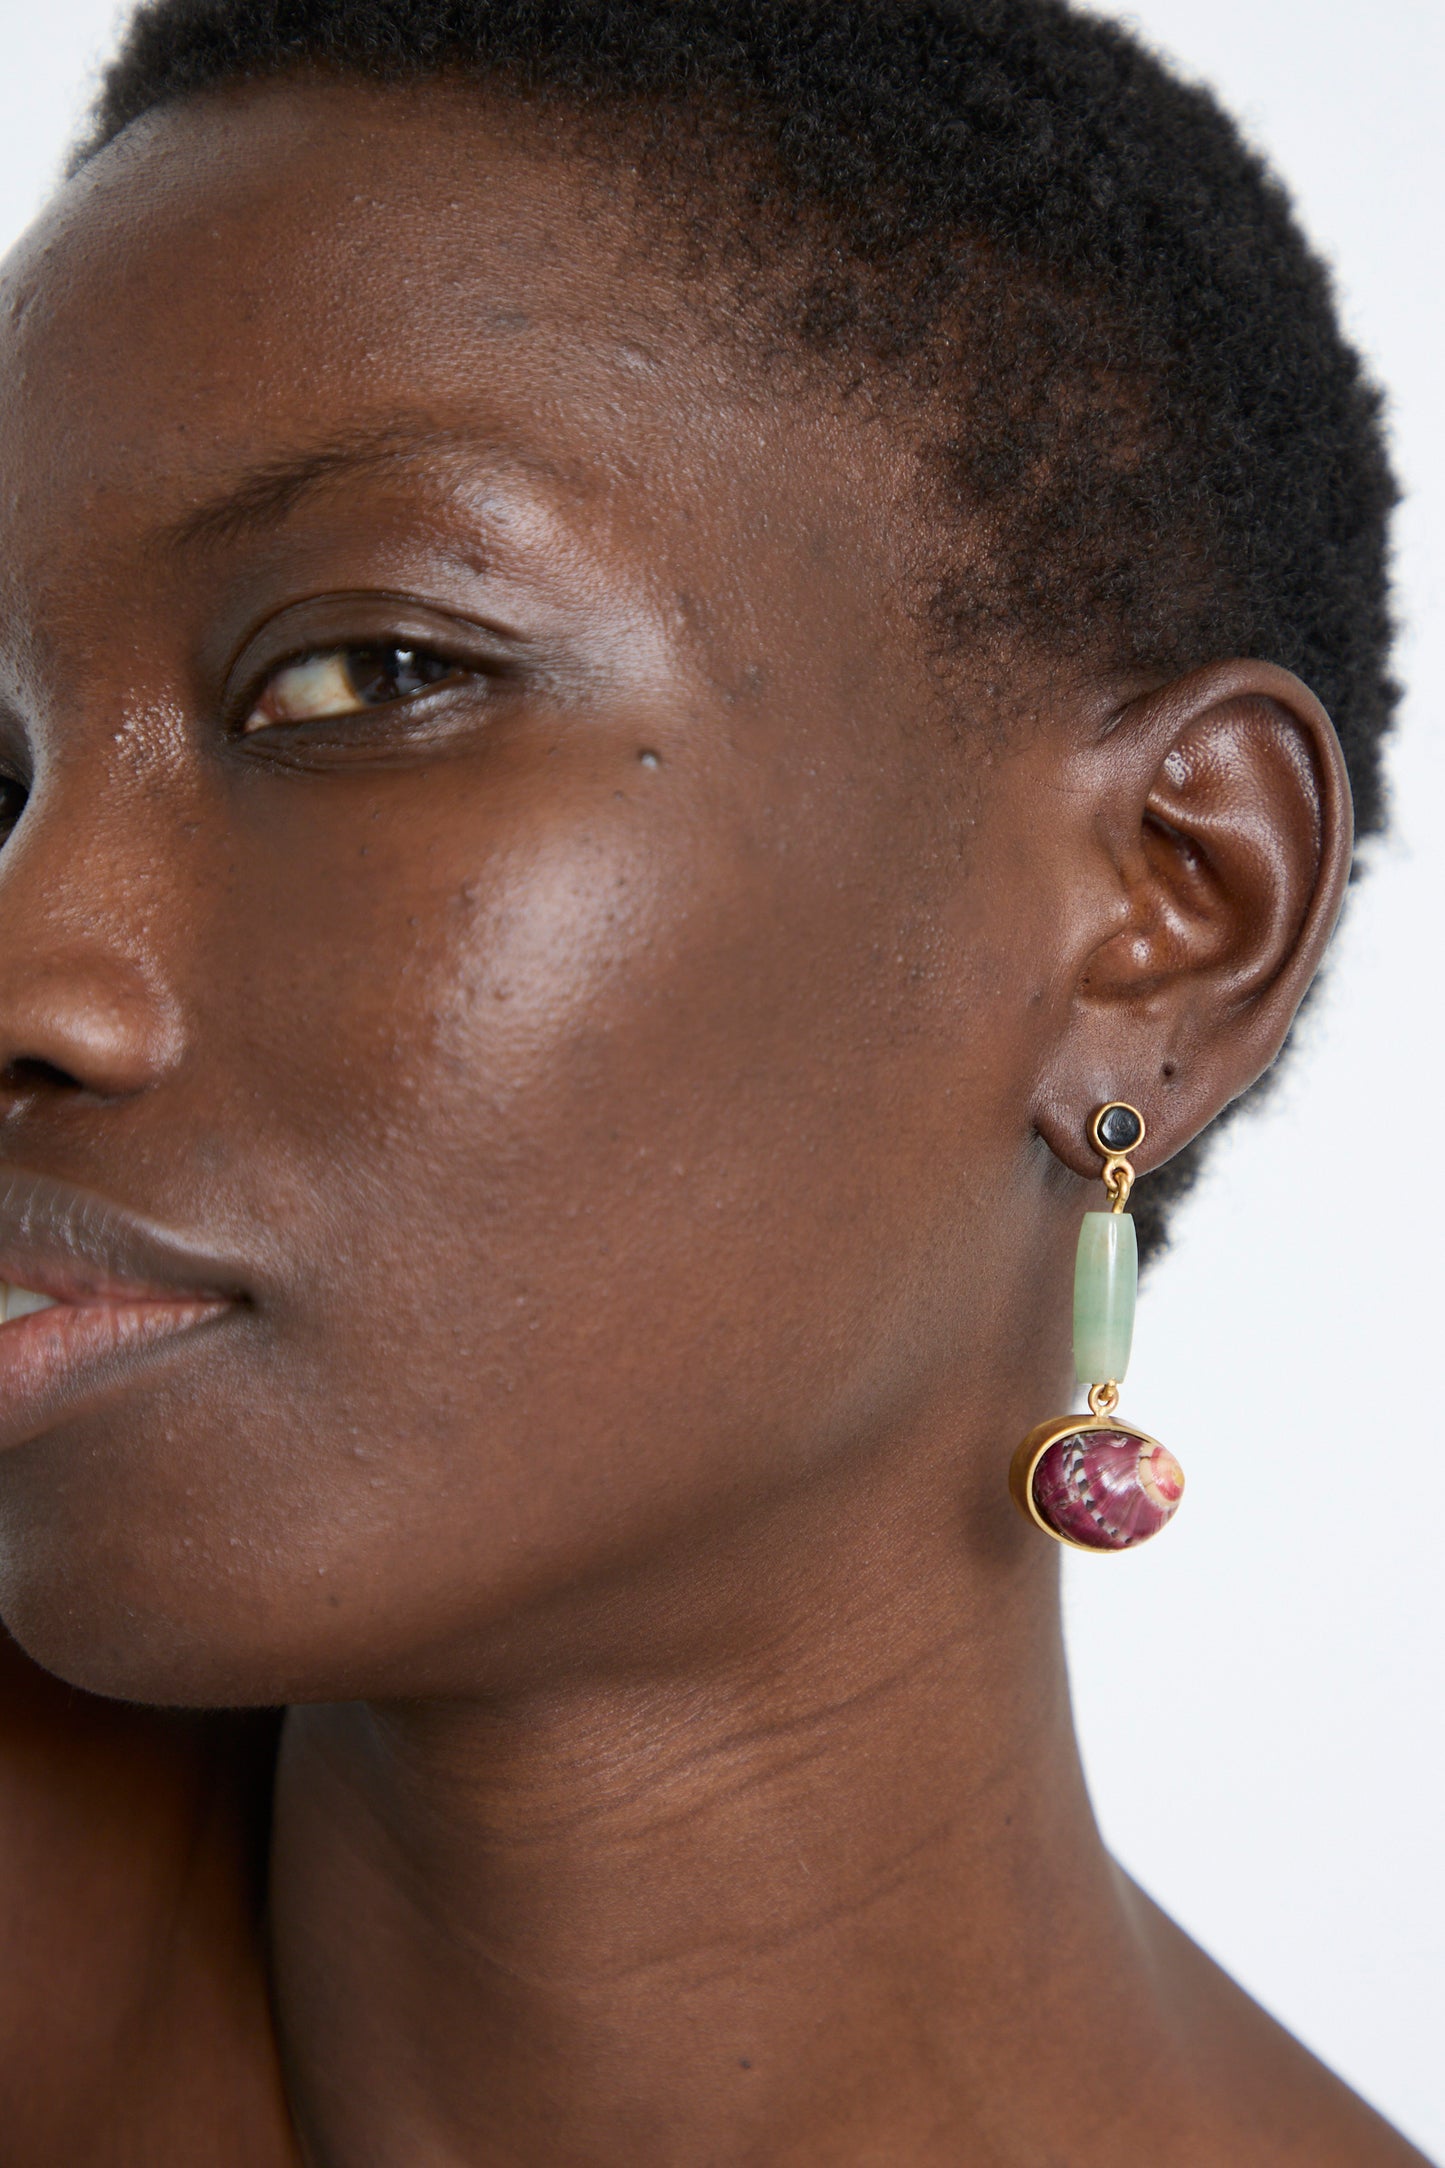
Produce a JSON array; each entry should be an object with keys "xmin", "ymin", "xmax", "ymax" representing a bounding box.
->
[{"xmin": 1073, "ymin": 1209, "xmax": 1138, "ymax": 1385}]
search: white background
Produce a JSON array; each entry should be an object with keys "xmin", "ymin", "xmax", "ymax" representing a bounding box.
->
[{"xmin": 2, "ymin": 2, "xmax": 1441, "ymax": 2156}]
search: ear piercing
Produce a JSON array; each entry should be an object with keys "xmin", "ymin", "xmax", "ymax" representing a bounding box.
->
[{"xmin": 1009, "ymin": 1102, "xmax": 1185, "ymax": 1552}]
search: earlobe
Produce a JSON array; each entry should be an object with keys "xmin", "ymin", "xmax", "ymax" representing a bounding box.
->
[{"xmin": 1038, "ymin": 659, "xmax": 1353, "ymax": 1179}]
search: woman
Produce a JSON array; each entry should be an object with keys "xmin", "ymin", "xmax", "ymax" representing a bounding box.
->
[{"xmin": 0, "ymin": 0, "xmax": 1426, "ymax": 2159}]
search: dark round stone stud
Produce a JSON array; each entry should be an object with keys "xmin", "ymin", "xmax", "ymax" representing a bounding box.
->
[{"xmin": 1095, "ymin": 1102, "xmax": 1143, "ymax": 1154}]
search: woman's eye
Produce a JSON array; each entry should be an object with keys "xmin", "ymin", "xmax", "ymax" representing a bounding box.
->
[
  {"xmin": 0, "ymin": 775, "xmax": 27, "ymax": 841},
  {"xmin": 242, "ymin": 644, "xmax": 464, "ymax": 733}
]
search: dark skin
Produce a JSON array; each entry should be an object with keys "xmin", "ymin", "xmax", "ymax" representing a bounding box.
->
[{"xmin": 0, "ymin": 76, "xmax": 1425, "ymax": 2168}]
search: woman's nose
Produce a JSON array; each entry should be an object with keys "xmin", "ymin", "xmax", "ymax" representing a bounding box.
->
[
  {"xmin": 0, "ymin": 950, "xmax": 183, "ymax": 1104},
  {"xmin": 0, "ymin": 813, "xmax": 186, "ymax": 1110}
]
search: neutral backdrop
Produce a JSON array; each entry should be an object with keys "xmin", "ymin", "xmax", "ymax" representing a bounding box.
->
[{"xmin": 2, "ymin": 2, "xmax": 1442, "ymax": 2156}]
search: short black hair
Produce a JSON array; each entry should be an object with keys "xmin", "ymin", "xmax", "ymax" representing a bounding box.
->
[{"xmin": 75, "ymin": 0, "xmax": 1398, "ymax": 1258}]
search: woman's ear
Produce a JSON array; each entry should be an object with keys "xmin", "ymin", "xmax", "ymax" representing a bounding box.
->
[{"xmin": 1034, "ymin": 660, "xmax": 1354, "ymax": 1178}]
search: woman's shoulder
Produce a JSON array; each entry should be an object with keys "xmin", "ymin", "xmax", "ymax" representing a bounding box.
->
[
  {"xmin": 1132, "ymin": 1879, "xmax": 1434, "ymax": 2167},
  {"xmin": 0, "ymin": 1627, "xmax": 297, "ymax": 2165}
]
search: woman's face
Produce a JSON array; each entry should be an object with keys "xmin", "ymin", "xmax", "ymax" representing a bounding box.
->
[{"xmin": 0, "ymin": 81, "xmax": 1081, "ymax": 1704}]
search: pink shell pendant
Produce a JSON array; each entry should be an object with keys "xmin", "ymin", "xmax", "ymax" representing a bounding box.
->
[{"xmin": 1010, "ymin": 1419, "xmax": 1184, "ymax": 1552}]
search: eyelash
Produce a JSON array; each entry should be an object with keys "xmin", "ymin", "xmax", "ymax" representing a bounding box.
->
[{"xmin": 241, "ymin": 641, "xmax": 472, "ymax": 734}]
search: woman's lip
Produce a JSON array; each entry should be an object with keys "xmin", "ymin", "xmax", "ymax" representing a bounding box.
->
[
  {"xmin": 0, "ymin": 1296, "xmax": 232, "ymax": 1456},
  {"xmin": 0, "ymin": 1172, "xmax": 245, "ymax": 1454},
  {"xmin": 0, "ymin": 1169, "xmax": 243, "ymax": 1304},
  {"xmin": 0, "ymin": 1264, "xmax": 211, "ymax": 1306}
]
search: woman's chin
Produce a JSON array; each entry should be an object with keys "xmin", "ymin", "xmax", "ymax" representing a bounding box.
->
[{"xmin": 0, "ymin": 1549, "xmax": 377, "ymax": 1710}]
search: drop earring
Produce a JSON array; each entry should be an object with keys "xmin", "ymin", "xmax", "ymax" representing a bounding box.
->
[{"xmin": 1009, "ymin": 1102, "xmax": 1185, "ymax": 1552}]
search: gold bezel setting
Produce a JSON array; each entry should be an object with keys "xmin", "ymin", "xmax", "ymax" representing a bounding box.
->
[
  {"xmin": 1008, "ymin": 1410, "xmax": 1171, "ymax": 1553},
  {"xmin": 1088, "ymin": 1101, "xmax": 1146, "ymax": 1160}
]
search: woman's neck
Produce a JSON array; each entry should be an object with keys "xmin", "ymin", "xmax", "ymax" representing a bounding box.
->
[{"xmin": 266, "ymin": 1435, "xmax": 1194, "ymax": 2166}]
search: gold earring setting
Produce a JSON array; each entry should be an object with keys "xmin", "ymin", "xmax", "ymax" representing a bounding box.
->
[{"xmin": 1009, "ymin": 1103, "xmax": 1185, "ymax": 1552}]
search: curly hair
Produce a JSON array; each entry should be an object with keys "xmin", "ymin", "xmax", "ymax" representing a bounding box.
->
[{"xmin": 74, "ymin": 0, "xmax": 1399, "ymax": 1257}]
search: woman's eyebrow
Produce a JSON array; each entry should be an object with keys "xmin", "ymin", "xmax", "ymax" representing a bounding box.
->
[{"xmin": 158, "ymin": 419, "xmax": 539, "ymax": 555}]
